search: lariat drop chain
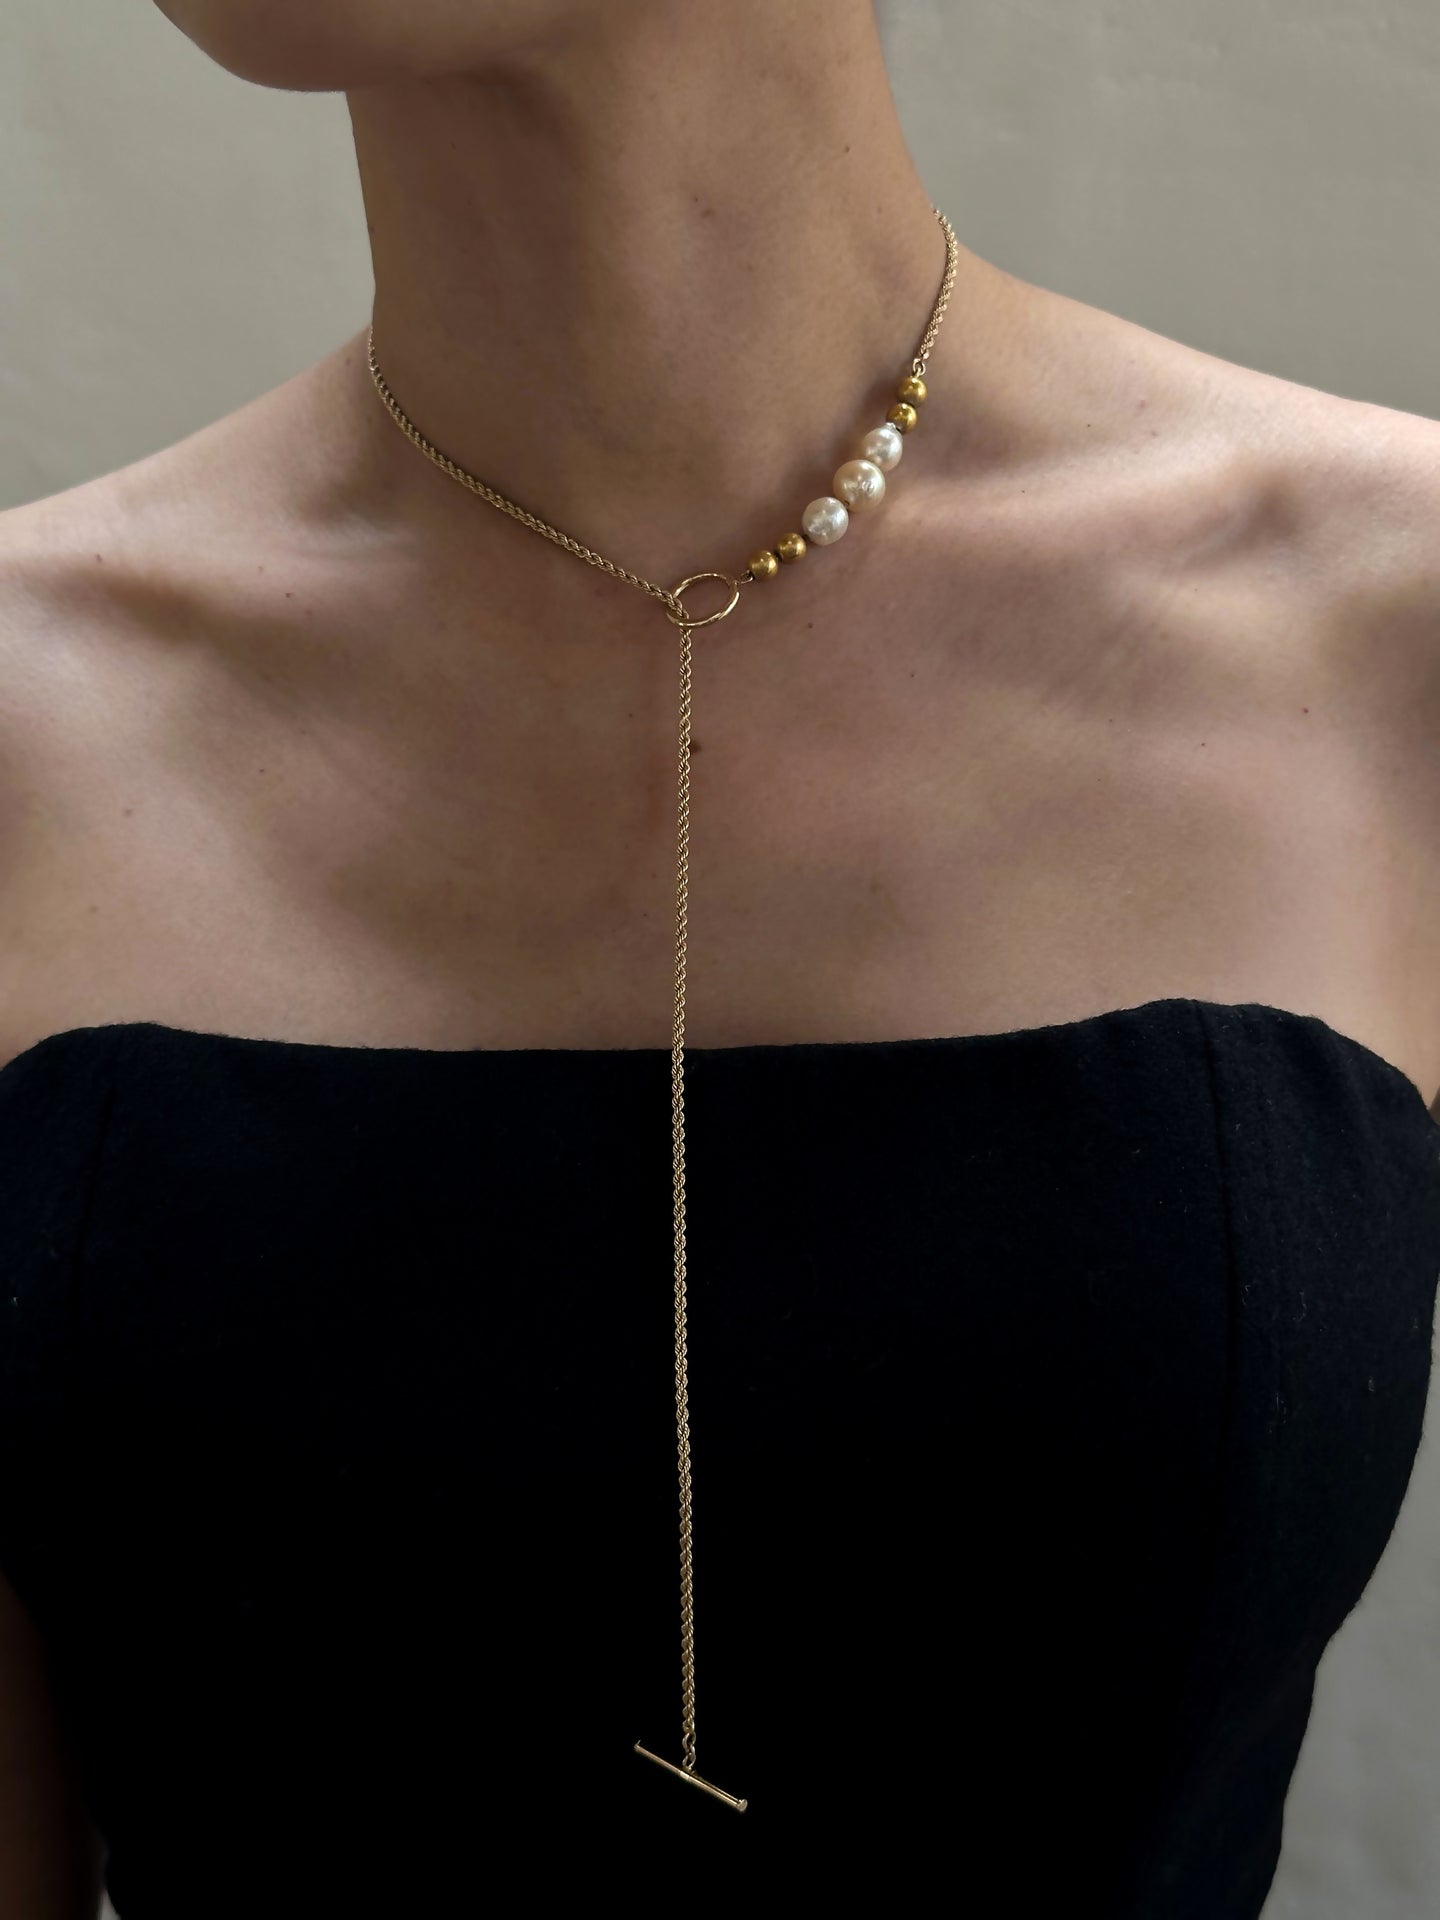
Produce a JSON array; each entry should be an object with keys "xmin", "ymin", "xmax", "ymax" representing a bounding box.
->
[{"xmin": 366, "ymin": 205, "xmax": 959, "ymax": 1814}]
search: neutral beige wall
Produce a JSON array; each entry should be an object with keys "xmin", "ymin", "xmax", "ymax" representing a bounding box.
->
[
  {"xmin": 4, "ymin": 0, "xmax": 1437, "ymax": 515},
  {"xmin": 888, "ymin": 0, "xmax": 1440, "ymax": 420},
  {"xmin": 3, "ymin": 3, "xmax": 1438, "ymax": 1916},
  {"xmin": 1, "ymin": 3, "xmax": 371, "ymax": 509}
]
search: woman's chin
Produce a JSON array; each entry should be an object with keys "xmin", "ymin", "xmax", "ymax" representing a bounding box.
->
[{"xmin": 148, "ymin": 0, "xmax": 582, "ymax": 92}]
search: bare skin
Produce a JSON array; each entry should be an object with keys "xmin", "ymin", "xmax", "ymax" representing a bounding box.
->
[
  {"xmin": 3, "ymin": 4, "xmax": 1440, "ymax": 1911},
  {"xmin": 5, "ymin": 4, "xmax": 1440, "ymax": 1106},
  {"xmin": 2, "ymin": 277, "xmax": 1438, "ymax": 1101}
]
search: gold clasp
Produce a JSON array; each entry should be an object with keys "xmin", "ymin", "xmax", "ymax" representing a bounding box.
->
[
  {"xmin": 634, "ymin": 1742, "xmax": 748, "ymax": 1812},
  {"xmin": 665, "ymin": 570, "xmax": 742, "ymax": 632}
]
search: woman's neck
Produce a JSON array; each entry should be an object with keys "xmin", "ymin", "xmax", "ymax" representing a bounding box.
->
[{"xmin": 347, "ymin": 0, "xmax": 980, "ymax": 582}]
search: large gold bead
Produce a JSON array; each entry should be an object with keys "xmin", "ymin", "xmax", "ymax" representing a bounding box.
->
[
  {"xmin": 897, "ymin": 374, "xmax": 928, "ymax": 406},
  {"xmin": 776, "ymin": 532, "xmax": 807, "ymax": 563},
  {"xmin": 748, "ymin": 548, "xmax": 780, "ymax": 581},
  {"xmin": 887, "ymin": 401, "xmax": 919, "ymax": 434}
]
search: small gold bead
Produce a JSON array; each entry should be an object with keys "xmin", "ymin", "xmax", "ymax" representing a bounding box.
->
[
  {"xmin": 776, "ymin": 532, "xmax": 807, "ymax": 563},
  {"xmin": 887, "ymin": 401, "xmax": 919, "ymax": 434},
  {"xmin": 748, "ymin": 548, "xmax": 780, "ymax": 581},
  {"xmin": 897, "ymin": 374, "xmax": 928, "ymax": 406}
]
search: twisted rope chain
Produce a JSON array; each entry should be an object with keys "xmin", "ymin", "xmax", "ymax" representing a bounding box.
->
[
  {"xmin": 367, "ymin": 336, "xmax": 686, "ymax": 621},
  {"xmin": 366, "ymin": 204, "xmax": 958, "ymax": 1810},
  {"xmin": 671, "ymin": 618, "xmax": 696, "ymax": 1767}
]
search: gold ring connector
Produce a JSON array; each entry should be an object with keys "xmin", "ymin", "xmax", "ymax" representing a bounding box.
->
[{"xmin": 664, "ymin": 570, "xmax": 741, "ymax": 632}]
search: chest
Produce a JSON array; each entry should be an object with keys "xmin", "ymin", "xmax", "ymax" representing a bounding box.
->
[
  {"xmin": 1, "ymin": 1003, "xmax": 1436, "ymax": 1891},
  {"xmin": 12, "ymin": 517, "xmax": 1437, "ymax": 1098}
]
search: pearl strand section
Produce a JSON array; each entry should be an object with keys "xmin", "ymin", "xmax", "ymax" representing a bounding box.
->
[{"xmin": 747, "ymin": 373, "xmax": 928, "ymax": 579}]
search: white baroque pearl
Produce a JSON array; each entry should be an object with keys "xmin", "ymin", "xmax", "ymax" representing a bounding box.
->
[
  {"xmin": 833, "ymin": 457, "xmax": 886, "ymax": 508},
  {"xmin": 801, "ymin": 495, "xmax": 850, "ymax": 545},
  {"xmin": 860, "ymin": 424, "xmax": 904, "ymax": 472}
]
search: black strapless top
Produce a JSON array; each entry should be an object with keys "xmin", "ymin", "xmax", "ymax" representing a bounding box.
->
[{"xmin": 2, "ymin": 995, "xmax": 1437, "ymax": 1917}]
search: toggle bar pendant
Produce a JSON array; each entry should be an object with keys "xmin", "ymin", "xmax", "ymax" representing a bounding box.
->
[{"xmin": 633, "ymin": 1742, "xmax": 748, "ymax": 1812}]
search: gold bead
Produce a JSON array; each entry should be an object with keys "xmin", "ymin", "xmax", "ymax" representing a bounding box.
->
[
  {"xmin": 897, "ymin": 374, "xmax": 927, "ymax": 406},
  {"xmin": 748, "ymin": 548, "xmax": 780, "ymax": 581},
  {"xmin": 776, "ymin": 532, "xmax": 807, "ymax": 563},
  {"xmin": 887, "ymin": 402, "xmax": 919, "ymax": 434}
]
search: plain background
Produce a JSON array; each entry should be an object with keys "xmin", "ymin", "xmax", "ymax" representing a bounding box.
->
[{"xmin": 3, "ymin": 2, "xmax": 1437, "ymax": 1914}]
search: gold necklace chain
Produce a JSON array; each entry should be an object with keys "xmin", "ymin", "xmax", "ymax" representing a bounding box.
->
[{"xmin": 366, "ymin": 203, "xmax": 959, "ymax": 1814}]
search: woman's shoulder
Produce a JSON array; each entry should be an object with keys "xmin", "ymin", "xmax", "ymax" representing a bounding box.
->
[
  {"xmin": 1032, "ymin": 271, "xmax": 1440, "ymax": 541},
  {"xmin": 1210, "ymin": 344, "xmax": 1440, "ymax": 782},
  {"xmin": 1212, "ymin": 342, "xmax": 1440, "ymax": 735},
  {"xmin": 1022, "ymin": 274, "xmax": 1440, "ymax": 703},
  {"xmin": 0, "ymin": 344, "xmax": 374, "ymax": 790},
  {"xmin": 0, "ymin": 467, "xmax": 169, "ymax": 1070},
  {"xmin": 0, "ymin": 357, "xmax": 352, "ymax": 1073},
  {"xmin": 1139, "ymin": 302, "xmax": 1440, "ymax": 881},
  {"xmin": 0, "ymin": 442, "xmax": 221, "ymax": 832},
  {"xmin": 1225, "ymin": 345, "xmax": 1440, "ymax": 611},
  {"xmin": 0, "ymin": 346, "xmax": 356, "ymax": 647},
  {"xmin": 1147, "ymin": 314, "xmax": 1440, "ymax": 1062}
]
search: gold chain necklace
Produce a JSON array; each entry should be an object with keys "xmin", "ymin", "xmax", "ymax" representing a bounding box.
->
[{"xmin": 367, "ymin": 204, "xmax": 958, "ymax": 1814}]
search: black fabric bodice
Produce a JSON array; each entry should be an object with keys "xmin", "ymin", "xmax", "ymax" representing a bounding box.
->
[{"xmin": 1, "ymin": 995, "xmax": 1437, "ymax": 1917}]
